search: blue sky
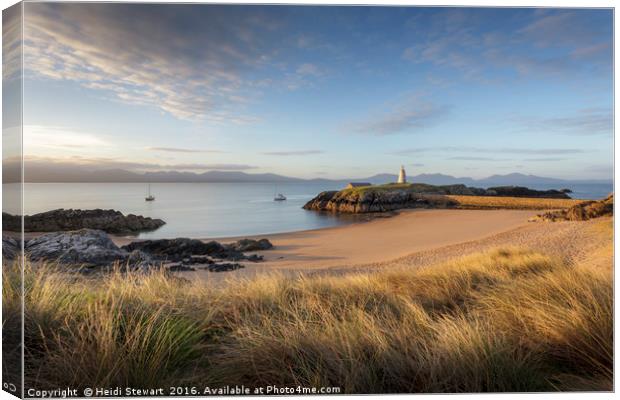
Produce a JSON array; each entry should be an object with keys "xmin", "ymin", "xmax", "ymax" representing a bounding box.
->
[{"xmin": 13, "ymin": 4, "xmax": 614, "ymax": 180}]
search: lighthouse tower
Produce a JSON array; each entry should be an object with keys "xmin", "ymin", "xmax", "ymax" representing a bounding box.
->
[{"xmin": 397, "ymin": 165, "xmax": 407, "ymax": 184}]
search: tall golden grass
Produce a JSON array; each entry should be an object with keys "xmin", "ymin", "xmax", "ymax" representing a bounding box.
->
[
  {"xmin": 446, "ymin": 195, "xmax": 583, "ymax": 210},
  {"xmin": 3, "ymin": 242, "xmax": 612, "ymax": 393}
]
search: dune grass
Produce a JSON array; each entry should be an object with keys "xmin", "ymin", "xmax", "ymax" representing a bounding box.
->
[
  {"xmin": 3, "ymin": 240, "xmax": 612, "ymax": 393},
  {"xmin": 446, "ymin": 194, "xmax": 583, "ymax": 210}
]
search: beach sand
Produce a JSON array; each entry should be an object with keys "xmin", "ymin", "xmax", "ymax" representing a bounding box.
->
[
  {"xmin": 222, "ymin": 209, "xmax": 538, "ymax": 268},
  {"xmin": 169, "ymin": 209, "xmax": 547, "ymax": 283}
]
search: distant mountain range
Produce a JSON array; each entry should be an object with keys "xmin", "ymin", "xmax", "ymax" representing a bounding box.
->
[
  {"xmin": 6, "ymin": 166, "xmax": 611, "ymax": 188},
  {"xmin": 360, "ymin": 173, "xmax": 611, "ymax": 187}
]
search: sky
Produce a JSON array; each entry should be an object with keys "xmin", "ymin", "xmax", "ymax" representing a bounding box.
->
[{"xmin": 5, "ymin": 3, "xmax": 614, "ymax": 180}]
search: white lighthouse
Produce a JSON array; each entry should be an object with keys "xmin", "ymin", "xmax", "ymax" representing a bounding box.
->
[{"xmin": 397, "ymin": 165, "xmax": 407, "ymax": 184}]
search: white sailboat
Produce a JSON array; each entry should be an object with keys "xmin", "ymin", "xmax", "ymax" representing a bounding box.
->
[
  {"xmin": 273, "ymin": 185, "xmax": 286, "ymax": 201},
  {"xmin": 145, "ymin": 183, "xmax": 155, "ymax": 201}
]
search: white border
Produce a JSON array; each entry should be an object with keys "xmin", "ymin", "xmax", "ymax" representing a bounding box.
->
[{"xmin": 0, "ymin": 1, "xmax": 616, "ymax": 400}]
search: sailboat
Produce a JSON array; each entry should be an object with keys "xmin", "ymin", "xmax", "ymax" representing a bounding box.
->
[
  {"xmin": 145, "ymin": 183, "xmax": 155, "ymax": 201},
  {"xmin": 273, "ymin": 185, "xmax": 286, "ymax": 201}
]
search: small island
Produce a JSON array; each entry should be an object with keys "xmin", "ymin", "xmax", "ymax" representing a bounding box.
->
[{"xmin": 303, "ymin": 182, "xmax": 577, "ymax": 214}]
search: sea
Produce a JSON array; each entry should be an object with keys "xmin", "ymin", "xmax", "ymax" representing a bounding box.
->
[{"xmin": 1, "ymin": 181, "xmax": 613, "ymax": 239}]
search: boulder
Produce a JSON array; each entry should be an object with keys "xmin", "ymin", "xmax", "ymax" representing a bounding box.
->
[
  {"xmin": 186, "ymin": 255, "xmax": 214, "ymax": 265},
  {"xmin": 2, "ymin": 209, "xmax": 165, "ymax": 234},
  {"xmin": 201, "ymin": 262, "xmax": 244, "ymax": 272},
  {"xmin": 122, "ymin": 238, "xmax": 246, "ymax": 262},
  {"xmin": 124, "ymin": 250, "xmax": 157, "ymax": 271},
  {"xmin": 2, "ymin": 236, "xmax": 20, "ymax": 260},
  {"xmin": 168, "ymin": 264, "xmax": 196, "ymax": 272},
  {"xmin": 246, "ymin": 254, "xmax": 264, "ymax": 262},
  {"xmin": 24, "ymin": 229, "xmax": 128, "ymax": 266},
  {"xmin": 229, "ymin": 238, "xmax": 273, "ymax": 252}
]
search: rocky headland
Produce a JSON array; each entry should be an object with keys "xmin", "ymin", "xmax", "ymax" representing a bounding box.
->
[
  {"xmin": 303, "ymin": 183, "xmax": 572, "ymax": 213},
  {"xmin": 2, "ymin": 208, "xmax": 165, "ymax": 234},
  {"xmin": 3, "ymin": 229, "xmax": 273, "ymax": 273},
  {"xmin": 533, "ymin": 194, "xmax": 613, "ymax": 222}
]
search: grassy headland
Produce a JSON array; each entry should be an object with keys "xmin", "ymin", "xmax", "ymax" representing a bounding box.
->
[
  {"xmin": 341, "ymin": 182, "xmax": 438, "ymax": 196},
  {"xmin": 305, "ymin": 183, "xmax": 582, "ymax": 213},
  {"xmin": 4, "ymin": 219, "xmax": 612, "ymax": 393}
]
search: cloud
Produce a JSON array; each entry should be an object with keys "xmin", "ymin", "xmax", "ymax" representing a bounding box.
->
[
  {"xmin": 12, "ymin": 155, "xmax": 257, "ymax": 172},
  {"xmin": 261, "ymin": 150, "xmax": 324, "ymax": 156},
  {"xmin": 524, "ymin": 157, "xmax": 568, "ymax": 162},
  {"xmin": 146, "ymin": 147, "xmax": 225, "ymax": 153},
  {"xmin": 296, "ymin": 63, "xmax": 322, "ymax": 77},
  {"xmin": 514, "ymin": 108, "xmax": 612, "ymax": 136},
  {"xmin": 2, "ymin": 5, "xmax": 22, "ymax": 82},
  {"xmin": 570, "ymin": 42, "xmax": 611, "ymax": 59},
  {"xmin": 410, "ymin": 163, "xmax": 425, "ymax": 167},
  {"xmin": 403, "ymin": 9, "xmax": 612, "ymax": 81},
  {"xmin": 296, "ymin": 35, "xmax": 314, "ymax": 48},
  {"xmin": 518, "ymin": 11, "xmax": 608, "ymax": 48},
  {"xmin": 391, "ymin": 146, "xmax": 587, "ymax": 156},
  {"xmin": 346, "ymin": 97, "xmax": 450, "ymax": 136},
  {"xmin": 447, "ymin": 156, "xmax": 512, "ymax": 161},
  {"xmin": 23, "ymin": 3, "xmax": 286, "ymax": 122},
  {"xmin": 24, "ymin": 125, "xmax": 109, "ymax": 150},
  {"xmin": 283, "ymin": 62, "xmax": 327, "ymax": 90}
]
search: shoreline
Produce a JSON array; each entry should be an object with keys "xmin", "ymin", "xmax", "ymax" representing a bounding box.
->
[
  {"xmin": 224, "ymin": 209, "xmax": 539, "ymax": 268},
  {"xmin": 105, "ymin": 208, "xmax": 535, "ymax": 247},
  {"xmin": 5, "ymin": 209, "xmax": 612, "ymax": 288},
  {"xmin": 5, "ymin": 208, "xmax": 539, "ymax": 270},
  {"xmin": 175, "ymin": 208, "xmax": 541, "ymax": 282}
]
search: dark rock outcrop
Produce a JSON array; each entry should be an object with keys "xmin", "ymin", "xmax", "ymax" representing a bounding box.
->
[
  {"xmin": 2, "ymin": 236, "xmax": 20, "ymax": 260},
  {"xmin": 121, "ymin": 237, "xmax": 273, "ymax": 262},
  {"xmin": 168, "ymin": 264, "xmax": 196, "ymax": 272},
  {"xmin": 305, "ymin": 191, "xmax": 339, "ymax": 211},
  {"xmin": 303, "ymin": 190, "xmax": 457, "ymax": 213},
  {"xmin": 186, "ymin": 255, "xmax": 214, "ymax": 265},
  {"xmin": 200, "ymin": 262, "xmax": 244, "ymax": 272},
  {"xmin": 2, "ymin": 209, "xmax": 165, "ymax": 234},
  {"xmin": 229, "ymin": 238, "xmax": 274, "ymax": 252},
  {"xmin": 18, "ymin": 229, "xmax": 270, "ymax": 273},
  {"xmin": 486, "ymin": 186, "xmax": 570, "ymax": 199},
  {"xmin": 168, "ymin": 262, "xmax": 244, "ymax": 272},
  {"xmin": 24, "ymin": 229, "xmax": 129, "ymax": 266},
  {"xmin": 122, "ymin": 238, "xmax": 239, "ymax": 261},
  {"xmin": 534, "ymin": 194, "xmax": 613, "ymax": 222}
]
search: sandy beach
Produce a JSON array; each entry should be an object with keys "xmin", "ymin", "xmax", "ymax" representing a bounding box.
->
[
  {"xmin": 222, "ymin": 209, "xmax": 538, "ymax": 267},
  {"xmin": 182, "ymin": 208, "xmax": 611, "ymax": 284},
  {"xmin": 138, "ymin": 208, "xmax": 543, "ymax": 282}
]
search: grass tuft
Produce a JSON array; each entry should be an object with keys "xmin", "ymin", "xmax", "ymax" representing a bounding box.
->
[{"xmin": 3, "ymin": 240, "xmax": 612, "ymax": 393}]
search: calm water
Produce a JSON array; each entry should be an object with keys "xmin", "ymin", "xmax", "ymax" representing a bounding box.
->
[
  {"xmin": 2, "ymin": 181, "xmax": 612, "ymax": 239},
  {"xmin": 524, "ymin": 183, "xmax": 613, "ymax": 200},
  {"xmin": 7, "ymin": 182, "xmax": 357, "ymax": 239}
]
